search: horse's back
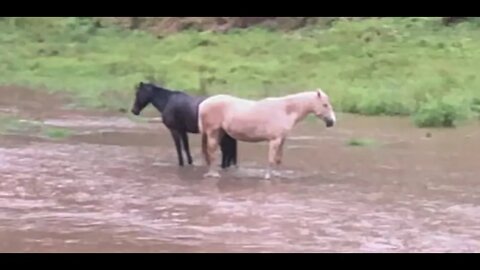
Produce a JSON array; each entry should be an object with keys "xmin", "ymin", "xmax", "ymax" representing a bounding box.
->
[
  {"xmin": 201, "ymin": 94, "xmax": 255, "ymax": 111},
  {"xmin": 199, "ymin": 94, "xmax": 294, "ymax": 141}
]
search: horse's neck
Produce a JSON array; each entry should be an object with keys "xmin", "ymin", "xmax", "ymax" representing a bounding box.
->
[
  {"xmin": 284, "ymin": 92, "xmax": 315, "ymax": 124},
  {"xmin": 151, "ymin": 89, "xmax": 173, "ymax": 112}
]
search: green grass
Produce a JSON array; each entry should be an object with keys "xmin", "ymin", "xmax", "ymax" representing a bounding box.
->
[
  {"xmin": 42, "ymin": 127, "xmax": 72, "ymax": 139},
  {"xmin": 0, "ymin": 114, "xmax": 73, "ymax": 139},
  {"xmin": 0, "ymin": 115, "xmax": 42, "ymax": 134},
  {"xmin": 346, "ymin": 138, "xmax": 377, "ymax": 147},
  {"xmin": 1, "ymin": 17, "xmax": 480, "ymax": 127}
]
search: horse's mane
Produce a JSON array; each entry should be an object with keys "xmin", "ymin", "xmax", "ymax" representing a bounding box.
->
[
  {"xmin": 263, "ymin": 90, "xmax": 319, "ymax": 101},
  {"xmin": 139, "ymin": 82, "xmax": 189, "ymax": 97}
]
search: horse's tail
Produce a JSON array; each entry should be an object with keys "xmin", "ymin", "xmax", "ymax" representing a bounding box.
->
[
  {"xmin": 198, "ymin": 115, "xmax": 204, "ymax": 134},
  {"xmin": 198, "ymin": 99, "xmax": 209, "ymax": 166},
  {"xmin": 197, "ymin": 101, "xmax": 205, "ymax": 134}
]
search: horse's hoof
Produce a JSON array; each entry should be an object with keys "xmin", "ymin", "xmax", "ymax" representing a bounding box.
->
[
  {"xmin": 204, "ymin": 171, "xmax": 221, "ymax": 178},
  {"xmin": 264, "ymin": 173, "xmax": 271, "ymax": 180}
]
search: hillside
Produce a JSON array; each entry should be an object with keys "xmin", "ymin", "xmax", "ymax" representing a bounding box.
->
[
  {"xmin": 94, "ymin": 17, "xmax": 337, "ymax": 35},
  {"xmin": 0, "ymin": 17, "xmax": 479, "ymax": 127},
  {"xmin": 95, "ymin": 17, "xmax": 467, "ymax": 35}
]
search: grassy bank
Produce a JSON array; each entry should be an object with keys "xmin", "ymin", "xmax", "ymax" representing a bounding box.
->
[
  {"xmin": 0, "ymin": 114, "xmax": 73, "ymax": 139},
  {"xmin": 1, "ymin": 17, "xmax": 480, "ymax": 127}
]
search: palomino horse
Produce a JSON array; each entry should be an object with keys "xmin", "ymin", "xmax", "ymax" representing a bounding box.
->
[
  {"xmin": 131, "ymin": 82, "xmax": 237, "ymax": 168},
  {"xmin": 198, "ymin": 89, "xmax": 336, "ymax": 179}
]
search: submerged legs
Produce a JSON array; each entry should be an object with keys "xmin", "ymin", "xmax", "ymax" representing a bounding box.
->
[
  {"xmin": 265, "ymin": 137, "xmax": 285, "ymax": 180},
  {"xmin": 201, "ymin": 134, "xmax": 210, "ymax": 166},
  {"xmin": 170, "ymin": 129, "xmax": 184, "ymax": 166},
  {"xmin": 220, "ymin": 131, "xmax": 238, "ymax": 169},
  {"xmin": 180, "ymin": 131, "xmax": 193, "ymax": 165},
  {"xmin": 275, "ymin": 138, "xmax": 285, "ymax": 166},
  {"xmin": 203, "ymin": 129, "xmax": 221, "ymax": 178}
]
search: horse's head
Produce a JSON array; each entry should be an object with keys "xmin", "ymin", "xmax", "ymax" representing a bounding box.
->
[
  {"xmin": 312, "ymin": 89, "xmax": 336, "ymax": 128},
  {"xmin": 131, "ymin": 82, "xmax": 154, "ymax": 115}
]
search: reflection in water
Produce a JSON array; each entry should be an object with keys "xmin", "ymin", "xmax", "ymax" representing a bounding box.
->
[{"xmin": 1, "ymin": 114, "xmax": 480, "ymax": 252}]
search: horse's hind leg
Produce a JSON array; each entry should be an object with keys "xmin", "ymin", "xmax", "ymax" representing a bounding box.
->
[
  {"xmin": 228, "ymin": 136, "xmax": 238, "ymax": 167},
  {"xmin": 169, "ymin": 129, "xmax": 184, "ymax": 166},
  {"xmin": 219, "ymin": 131, "xmax": 236, "ymax": 169},
  {"xmin": 224, "ymin": 133, "xmax": 237, "ymax": 168},
  {"xmin": 201, "ymin": 133, "xmax": 210, "ymax": 166},
  {"xmin": 220, "ymin": 136, "xmax": 228, "ymax": 169},
  {"xmin": 180, "ymin": 131, "xmax": 193, "ymax": 165},
  {"xmin": 204, "ymin": 129, "xmax": 221, "ymax": 178},
  {"xmin": 219, "ymin": 131, "xmax": 228, "ymax": 169}
]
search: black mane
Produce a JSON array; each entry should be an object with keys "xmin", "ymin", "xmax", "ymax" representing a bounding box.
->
[{"xmin": 139, "ymin": 82, "xmax": 176, "ymax": 95}]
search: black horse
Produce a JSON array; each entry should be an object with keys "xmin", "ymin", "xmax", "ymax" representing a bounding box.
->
[{"xmin": 130, "ymin": 82, "xmax": 237, "ymax": 168}]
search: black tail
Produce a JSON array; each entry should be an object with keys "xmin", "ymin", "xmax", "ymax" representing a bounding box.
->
[{"xmin": 220, "ymin": 132, "xmax": 237, "ymax": 169}]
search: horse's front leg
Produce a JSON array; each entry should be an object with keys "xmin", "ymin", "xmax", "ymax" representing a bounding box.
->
[
  {"xmin": 170, "ymin": 129, "xmax": 184, "ymax": 166},
  {"xmin": 274, "ymin": 138, "xmax": 285, "ymax": 166},
  {"xmin": 180, "ymin": 131, "xmax": 193, "ymax": 165},
  {"xmin": 265, "ymin": 137, "xmax": 283, "ymax": 180}
]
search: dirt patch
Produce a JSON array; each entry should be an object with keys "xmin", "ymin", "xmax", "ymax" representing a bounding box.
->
[
  {"xmin": 0, "ymin": 86, "xmax": 145, "ymax": 146},
  {"xmin": 0, "ymin": 86, "xmax": 71, "ymax": 119},
  {"xmin": 0, "ymin": 86, "xmax": 128, "ymax": 120}
]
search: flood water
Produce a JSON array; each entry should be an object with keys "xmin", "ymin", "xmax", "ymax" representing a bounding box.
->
[{"xmin": 1, "ymin": 87, "xmax": 480, "ymax": 252}]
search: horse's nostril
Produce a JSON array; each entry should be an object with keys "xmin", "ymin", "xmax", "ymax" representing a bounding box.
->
[{"xmin": 325, "ymin": 119, "xmax": 334, "ymax": 127}]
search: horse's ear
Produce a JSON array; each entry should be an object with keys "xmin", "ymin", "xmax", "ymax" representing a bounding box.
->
[{"xmin": 317, "ymin": 89, "xmax": 322, "ymax": 98}]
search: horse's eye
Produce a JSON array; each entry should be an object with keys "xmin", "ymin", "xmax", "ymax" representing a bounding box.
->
[{"xmin": 323, "ymin": 104, "xmax": 328, "ymax": 108}]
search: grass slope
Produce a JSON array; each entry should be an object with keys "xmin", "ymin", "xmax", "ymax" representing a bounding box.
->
[{"xmin": 1, "ymin": 17, "xmax": 480, "ymax": 127}]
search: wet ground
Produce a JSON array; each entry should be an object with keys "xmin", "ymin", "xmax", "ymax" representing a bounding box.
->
[{"xmin": 1, "ymin": 86, "xmax": 480, "ymax": 252}]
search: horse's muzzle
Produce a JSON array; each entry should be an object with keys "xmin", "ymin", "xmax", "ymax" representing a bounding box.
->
[{"xmin": 325, "ymin": 118, "xmax": 335, "ymax": 127}]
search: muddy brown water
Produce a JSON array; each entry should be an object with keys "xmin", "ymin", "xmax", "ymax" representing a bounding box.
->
[{"xmin": 1, "ymin": 87, "xmax": 480, "ymax": 252}]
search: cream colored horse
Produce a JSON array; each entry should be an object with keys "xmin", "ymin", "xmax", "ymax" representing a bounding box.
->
[{"xmin": 198, "ymin": 89, "xmax": 336, "ymax": 179}]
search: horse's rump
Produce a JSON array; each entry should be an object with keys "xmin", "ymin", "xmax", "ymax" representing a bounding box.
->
[
  {"xmin": 199, "ymin": 95, "xmax": 258, "ymax": 122},
  {"xmin": 198, "ymin": 95, "xmax": 230, "ymax": 134},
  {"xmin": 163, "ymin": 94, "xmax": 206, "ymax": 133}
]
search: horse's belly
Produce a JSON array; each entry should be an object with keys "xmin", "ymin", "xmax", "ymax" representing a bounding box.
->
[
  {"xmin": 224, "ymin": 119, "xmax": 279, "ymax": 142},
  {"xmin": 228, "ymin": 131, "xmax": 266, "ymax": 142}
]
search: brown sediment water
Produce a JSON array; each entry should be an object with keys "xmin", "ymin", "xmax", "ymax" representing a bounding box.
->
[{"xmin": 1, "ymin": 86, "xmax": 479, "ymax": 252}]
